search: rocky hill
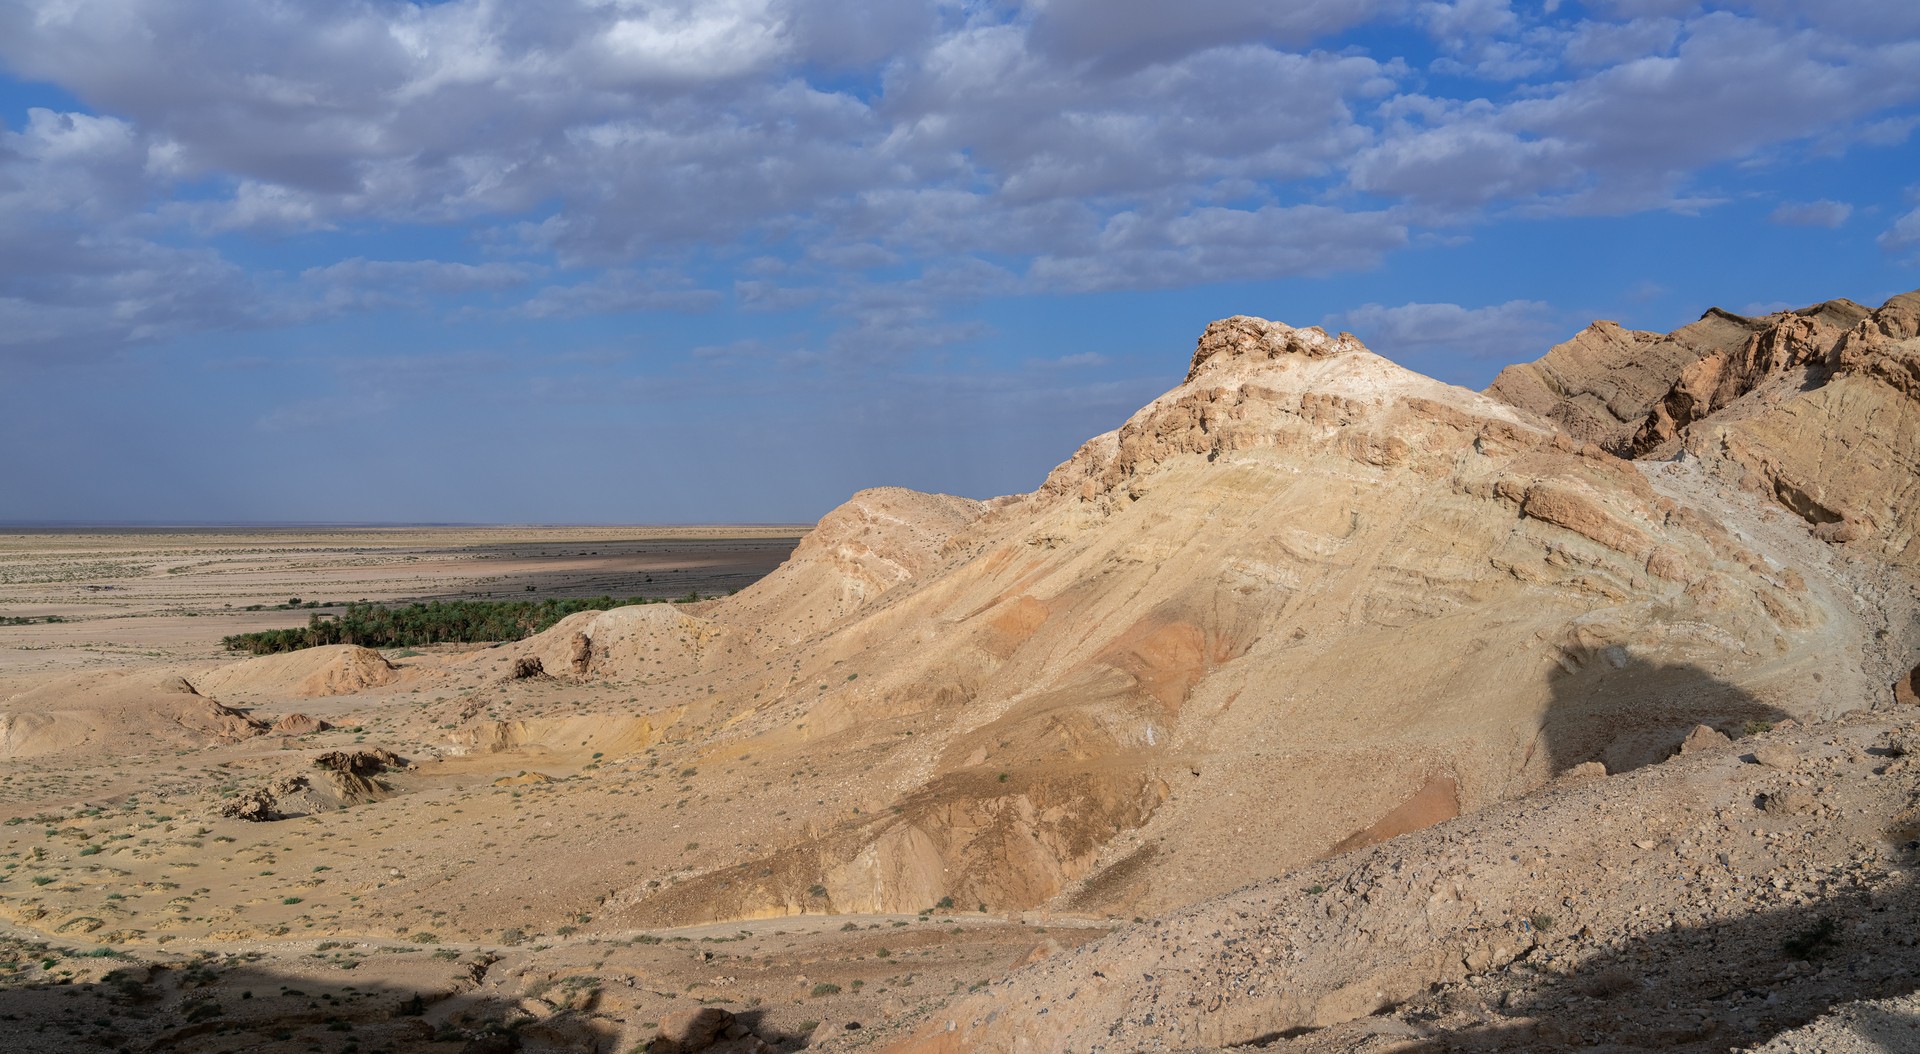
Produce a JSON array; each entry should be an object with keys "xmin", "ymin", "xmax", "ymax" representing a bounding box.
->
[{"xmin": 504, "ymin": 310, "xmax": 1884, "ymax": 930}]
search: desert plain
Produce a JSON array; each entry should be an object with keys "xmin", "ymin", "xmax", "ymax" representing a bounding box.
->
[{"xmin": 2, "ymin": 292, "xmax": 1920, "ymax": 1054}]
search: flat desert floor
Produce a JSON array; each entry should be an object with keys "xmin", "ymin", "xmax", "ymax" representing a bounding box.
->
[
  {"xmin": 0, "ymin": 527, "xmax": 1103, "ymax": 1054},
  {"xmin": 0, "ymin": 526, "xmax": 806, "ymax": 682}
]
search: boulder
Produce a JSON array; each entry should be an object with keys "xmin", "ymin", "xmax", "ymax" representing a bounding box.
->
[
  {"xmin": 1679, "ymin": 724, "xmax": 1733, "ymax": 754},
  {"xmin": 1760, "ymin": 787, "xmax": 1816, "ymax": 815},
  {"xmin": 218, "ymin": 789, "xmax": 279, "ymax": 822},
  {"xmin": 1896, "ymin": 664, "xmax": 1920, "ymax": 706},
  {"xmin": 510, "ymin": 657, "xmax": 545, "ymax": 680},
  {"xmin": 653, "ymin": 1007, "xmax": 734, "ymax": 1053},
  {"xmin": 313, "ymin": 748, "xmax": 403, "ymax": 775},
  {"xmin": 271, "ymin": 713, "xmax": 329, "ymax": 735}
]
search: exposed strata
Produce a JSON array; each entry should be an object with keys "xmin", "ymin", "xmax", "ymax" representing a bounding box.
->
[
  {"xmin": 1487, "ymin": 291, "xmax": 1920, "ymax": 578},
  {"xmin": 506, "ymin": 313, "xmax": 1864, "ymax": 928}
]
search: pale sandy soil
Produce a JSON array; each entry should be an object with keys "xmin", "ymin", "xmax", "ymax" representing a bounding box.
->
[
  {"xmin": 0, "ymin": 527, "xmax": 1113, "ymax": 1054},
  {"xmin": 0, "ymin": 526, "xmax": 805, "ymax": 682}
]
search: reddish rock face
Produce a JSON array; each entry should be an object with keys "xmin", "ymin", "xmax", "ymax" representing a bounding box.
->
[{"xmin": 1896, "ymin": 665, "xmax": 1920, "ymax": 706}]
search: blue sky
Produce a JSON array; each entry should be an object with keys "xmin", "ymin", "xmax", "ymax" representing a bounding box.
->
[{"xmin": 3, "ymin": 0, "xmax": 1918, "ymax": 523}]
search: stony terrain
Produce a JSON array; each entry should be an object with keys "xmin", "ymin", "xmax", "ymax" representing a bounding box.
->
[
  {"xmin": 868, "ymin": 709, "xmax": 1920, "ymax": 1053},
  {"xmin": 0, "ymin": 292, "xmax": 1916, "ymax": 1053}
]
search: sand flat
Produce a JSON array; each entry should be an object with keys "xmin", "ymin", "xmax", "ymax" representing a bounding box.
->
[{"xmin": 0, "ymin": 525, "xmax": 807, "ymax": 678}]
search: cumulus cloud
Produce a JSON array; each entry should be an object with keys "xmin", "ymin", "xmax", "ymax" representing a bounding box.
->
[
  {"xmin": 301, "ymin": 259, "xmax": 542, "ymax": 312},
  {"xmin": 1326, "ymin": 300, "xmax": 1561, "ymax": 362},
  {"xmin": 514, "ymin": 270, "xmax": 723, "ymax": 318},
  {"xmin": 0, "ymin": 0, "xmax": 1915, "ymax": 363},
  {"xmin": 1880, "ymin": 206, "xmax": 1920, "ymax": 254},
  {"xmin": 1769, "ymin": 200, "xmax": 1853, "ymax": 227},
  {"xmin": 1030, "ymin": 205, "xmax": 1409, "ymax": 292},
  {"xmin": 1023, "ymin": 0, "xmax": 1399, "ymax": 69},
  {"xmin": 1356, "ymin": 10, "xmax": 1920, "ymax": 215}
]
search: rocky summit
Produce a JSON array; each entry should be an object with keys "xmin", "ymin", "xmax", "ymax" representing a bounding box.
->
[{"xmin": 0, "ymin": 292, "xmax": 1917, "ymax": 1054}]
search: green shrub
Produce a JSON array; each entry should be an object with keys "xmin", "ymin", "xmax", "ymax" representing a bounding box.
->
[{"xmin": 222, "ymin": 596, "xmax": 659, "ymax": 654}]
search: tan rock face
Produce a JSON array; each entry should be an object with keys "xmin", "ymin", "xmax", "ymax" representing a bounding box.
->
[
  {"xmin": 1695, "ymin": 293, "xmax": 1920, "ymax": 568},
  {"xmin": 1897, "ymin": 664, "xmax": 1920, "ymax": 706},
  {"xmin": 1626, "ymin": 299, "xmax": 1870, "ymax": 456},
  {"xmin": 511, "ymin": 314, "xmax": 1851, "ymax": 928},
  {"xmin": 1486, "ymin": 309, "xmax": 1767, "ymax": 451},
  {"xmin": 1486, "ymin": 289, "xmax": 1920, "ymax": 577}
]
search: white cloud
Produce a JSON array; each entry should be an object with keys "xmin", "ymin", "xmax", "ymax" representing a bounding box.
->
[
  {"xmin": 1326, "ymin": 299, "xmax": 1560, "ymax": 362},
  {"xmin": 0, "ymin": 0, "xmax": 1916, "ymax": 362},
  {"xmin": 1349, "ymin": 120, "xmax": 1580, "ymax": 206},
  {"xmin": 1022, "ymin": 0, "xmax": 1399, "ymax": 69},
  {"xmin": 1880, "ymin": 206, "xmax": 1920, "ymax": 253},
  {"xmin": 1355, "ymin": 10, "xmax": 1920, "ymax": 215},
  {"xmin": 1028, "ymin": 351, "xmax": 1110, "ymax": 368},
  {"xmin": 1768, "ymin": 199, "xmax": 1853, "ymax": 227},
  {"xmin": 1030, "ymin": 204, "xmax": 1408, "ymax": 293},
  {"xmin": 515, "ymin": 270, "xmax": 723, "ymax": 318}
]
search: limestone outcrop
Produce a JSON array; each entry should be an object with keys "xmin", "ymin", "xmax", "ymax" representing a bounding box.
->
[
  {"xmin": 1486, "ymin": 290, "xmax": 1920, "ymax": 576},
  {"xmin": 1486, "ymin": 308, "xmax": 1767, "ymax": 450},
  {"xmin": 563, "ymin": 314, "xmax": 1861, "ymax": 927}
]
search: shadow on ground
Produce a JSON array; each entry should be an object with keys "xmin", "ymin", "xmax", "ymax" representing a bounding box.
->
[
  {"xmin": 1539, "ymin": 646, "xmax": 1791, "ymax": 775},
  {"xmin": 0, "ymin": 939, "xmax": 811, "ymax": 1054},
  {"xmin": 1389, "ymin": 861, "xmax": 1920, "ymax": 1053}
]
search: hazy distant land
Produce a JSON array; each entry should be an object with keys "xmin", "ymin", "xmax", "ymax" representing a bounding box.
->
[{"xmin": 0, "ymin": 526, "xmax": 806, "ymax": 682}]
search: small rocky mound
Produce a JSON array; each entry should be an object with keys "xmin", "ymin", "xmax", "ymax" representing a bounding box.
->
[
  {"xmin": 217, "ymin": 787, "xmax": 282, "ymax": 822},
  {"xmin": 509, "ymin": 657, "xmax": 546, "ymax": 680},
  {"xmin": 193, "ymin": 645, "xmax": 401, "ymax": 700},
  {"xmin": 214, "ymin": 750, "xmax": 405, "ymax": 821},
  {"xmin": 313, "ymin": 748, "xmax": 404, "ymax": 776},
  {"xmin": 492, "ymin": 771, "xmax": 557, "ymax": 787},
  {"xmin": 270, "ymin": 713, "xmax": 329, "ymax": 735},
  {"xmin": 0, "ymin": 671, "xmax": 267, "ymax": 759},
  {"xmin": 650, "ymin": 1007, "xmax": 786, "ymax": 1054},
  {"xmin": 706, "ymin": 486, "xmax": 988, "ymax": 650},
  {"xmin": 518, "ymin": 605, "xmax": 729, "ymax": 682}
]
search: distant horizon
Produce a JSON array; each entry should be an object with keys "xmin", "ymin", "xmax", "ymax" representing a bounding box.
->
[{"xmin": 0, "ymin": 520, "xmax": 817, "ymax": 531}]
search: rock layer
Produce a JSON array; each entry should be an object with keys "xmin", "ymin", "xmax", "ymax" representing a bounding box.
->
[
  {"xmin": 1487, "ymin": 290, "xmax": 1920, "ymax": 577},
  {"xmin": 513, "ymin": 314, "xmax": 1861, "ymax": 927}
]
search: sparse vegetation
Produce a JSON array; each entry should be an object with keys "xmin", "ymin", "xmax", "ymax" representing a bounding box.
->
[{"xmin": 221, "ymin": 596, "xmax": 661, "ymax": 654}]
